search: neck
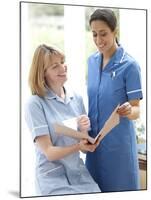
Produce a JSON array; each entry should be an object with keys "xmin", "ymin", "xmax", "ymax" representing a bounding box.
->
[
  {"xmin": 102, "ymin": 42, "xmax": 118, "ymax": 68},
  {"xmin": 49, "ymin": 85, "xmax": 65, "ymax": 99}
]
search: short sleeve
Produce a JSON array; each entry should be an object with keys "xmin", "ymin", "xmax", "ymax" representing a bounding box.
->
[
  {"xmin": 25, "ymin": 96, "xmax": 50, "ymax": 142},
  {"xmin": 125, "ymin": 61, "xmax": 143, "ymax": 100}
]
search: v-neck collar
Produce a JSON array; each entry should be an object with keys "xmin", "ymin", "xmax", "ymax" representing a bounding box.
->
[
  {"xmin": 95, "ymin": 46, "xmax": 125, "ymax": 72},
  {"xmin": 44, "ymin": 85, "xmax": 74, "ymax": 104}
]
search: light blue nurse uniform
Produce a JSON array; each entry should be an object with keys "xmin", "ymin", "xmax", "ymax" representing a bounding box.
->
[
  {"xmin": 86, "ymin": 46, "xmax": 143, "ymax": 192},
  {"xmin": 25, "ymin": 87, "xmax": 100, "ymax": 196}
]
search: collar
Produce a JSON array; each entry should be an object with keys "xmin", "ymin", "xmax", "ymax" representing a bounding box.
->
[
  {"xmin": 45, "ymin": 87, "xmax": 58, "ymax": 100},
  {"xmin": 94, "ymin": 46, "xmax": 125, "ymax": 71},
  {"xmin": 44, "ymin": 85, "xmax": 74, "ymax": 104},
  {"xmin": 111, "ymin": 46, "xmax": 125, "ymax": 64}
]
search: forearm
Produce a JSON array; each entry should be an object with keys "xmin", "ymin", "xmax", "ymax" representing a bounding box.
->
[
  {"xmin": 45, "ymin": 143, "xmax": 80, "ymax": 161},
  {"xmin": 36, "ymin": 135, "xmax": 96, "ymax": 161}
]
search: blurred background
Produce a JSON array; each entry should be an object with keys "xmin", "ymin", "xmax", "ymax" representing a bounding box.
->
[{"xmin": 21, "ymin": 2, "xmax": 147, "ymax": 197}]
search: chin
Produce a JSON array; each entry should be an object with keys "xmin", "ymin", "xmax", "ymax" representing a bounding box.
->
[
  {"xmin": 98, "ymin": 46, "xmax": 105, "ymax": 52},
  {"xmin": 61, "ymin": 78, "xmax": 67, "ymax": 85},
  {"xmin": 99, "ymin": 47, "xmax": 109, "ymax": 54}
]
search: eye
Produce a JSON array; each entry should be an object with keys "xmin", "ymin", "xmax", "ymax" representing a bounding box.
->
[
  {"xmin": 61, "ymin": 60, "xmax": 65, "ymax": 64},
  {"xmin": 100, "ymin": 32, "xmax": 108, "ymax": 37},
  {"xmin": 52, "ymin": 64, "xmax": 59, "ymax": 69},
  {"xmin": 93, "ymin": 33, "xmax": 97, "ymax": 37}
]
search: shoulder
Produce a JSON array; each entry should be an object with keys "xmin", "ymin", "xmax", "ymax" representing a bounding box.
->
[
  {"xmin": 125, "ymin": 53, "xmax": 137, "ymax": 63},
  {"xmin": 120, "ymin": 53, "xmax": 141, "ymax": 79},
  {"xmin": 25, "ymin": 95, "xmax": 44, "ymax": 110},
  {"xmin": 65, "ymin": 84, "xmax": 83, "ymax": 102},
  {"xmin": 123, "ymin": 52, "xmax": 141, "ymax": 72},
  {"xmin": 124, "ymin": 51, "xmax": 140, "ymax": 66},
  {"xmin": 88, "ymin": 51, "xmax": 100, "ymax": 61},
  {"xmin": 72, "ymin": 91, "xmax": 83, "ymax": 101}
]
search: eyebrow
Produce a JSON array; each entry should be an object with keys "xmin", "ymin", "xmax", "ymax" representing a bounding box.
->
[
  {"xmin": 92, "ymin": 30, "xmax": 107, "ymax": 33},
  {"xmin": 51, "ymin": 59, "xmax": 64, "ymax": 66},
  {"xmin": 51, "ymin": 62, "xmax": 59, "ymax": 66}
]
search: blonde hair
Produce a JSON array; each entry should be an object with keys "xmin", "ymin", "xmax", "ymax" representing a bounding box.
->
[{"xmin": 28, "ymin": 44, "xmax": 64, "ymax": 97}]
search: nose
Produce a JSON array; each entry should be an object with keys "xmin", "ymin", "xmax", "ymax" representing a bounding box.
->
[
  {"xmin": 60, "ymin": 63, "xmax": 67, "ymax": 72},
  {"xmin": 95, "ymin": 35, "xmax": 103, "ymax": 45}
]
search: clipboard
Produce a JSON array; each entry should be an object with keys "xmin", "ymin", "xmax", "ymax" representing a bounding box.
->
[
  {"xmin": 53, "ymin": 104, "xmax": 120, "ymax": 144},
  {"xmin": 53, "ymin": 123, "xmax": 96, "ymax": 144}
]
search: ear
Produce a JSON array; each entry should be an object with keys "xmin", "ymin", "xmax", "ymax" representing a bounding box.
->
[
  {"xmin": 113, "ymin": 28, "xmax": 118, "ymax": 36},
  {"xmin": 44, "ymin": 72, "xmax": 47, "ymax": 79},
  {"xmin": 43, "ymin": 78, "xmax": 47, "ymax": 87}
]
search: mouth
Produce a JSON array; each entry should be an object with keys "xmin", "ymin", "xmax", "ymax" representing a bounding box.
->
[
  {"xmin": 58, "ymin": 73, "xmax": 67, "ymax": 78},
  {"xmin": 98, "ymin": 44, "xmax": 105, "ymax": 49}
]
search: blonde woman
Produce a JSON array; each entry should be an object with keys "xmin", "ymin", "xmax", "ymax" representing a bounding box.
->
[{"xmin": 25, "ymin": 44, "xmax": 100, "ymax": 196}]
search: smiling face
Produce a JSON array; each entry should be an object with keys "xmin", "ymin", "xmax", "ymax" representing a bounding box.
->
[
  {"xmin": 90, "ymin": 20, "xmax": 117, "ymax": 55},
  {"xmin": 44, "ymin": 53, "xmax": 67, "ymax": 88}
]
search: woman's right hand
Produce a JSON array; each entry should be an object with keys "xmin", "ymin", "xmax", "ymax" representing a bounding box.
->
[
  {"xmin": 77, "ymin": 115, "xmax": 90, "ymax": 132},
  {"xmin": 78, "ymin": 139, "xmax": 97, "ymax": 152}
]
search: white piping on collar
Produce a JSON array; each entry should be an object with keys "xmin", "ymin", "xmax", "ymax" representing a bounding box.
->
[
  {"xmin": 45, "ymin": 96, "xmax": 56, "ymax": 100},
  {"xmin": 94, "ymin": 51, "xmax": 100, "ymax": 58},
  {"xmin": 119, "ymin": 50, "xmax": 125, "ymax": 63},
  {"xmin": 45, "ymin": 88, "xmax": 74, "ymax": 100},
  {"xmin": 94, "ymin": 49, "xmax": 125, "ymax": 64}
]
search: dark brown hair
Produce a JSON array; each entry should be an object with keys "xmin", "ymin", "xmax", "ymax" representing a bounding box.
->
[{"xmin": 89, "ymin": 9, "xmax": 117, "ymax": 32}]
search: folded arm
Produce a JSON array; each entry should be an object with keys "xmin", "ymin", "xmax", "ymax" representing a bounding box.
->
[{"xmin": 35, "ymin": 135, "xmax": 96, "ymax": 161}]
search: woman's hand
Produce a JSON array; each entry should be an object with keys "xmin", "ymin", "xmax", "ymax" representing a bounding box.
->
[
  {"xmin": 117, "ymin": 102, "xmax": 132, "ymax": 117},
  {"xmin": 77, "ymin": 115, "xmax": 90, "ymax": 132},
  {"xmin": 79, "ymin": 139, "xmax": 97, "ymax": 153},
  {"xmin": 117, "ymin": 100, "xmax": 140, "ymax": 120}
]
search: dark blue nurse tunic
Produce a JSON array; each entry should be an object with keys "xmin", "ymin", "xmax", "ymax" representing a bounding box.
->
[{"xmin": 86, "ymin": 46, "xmax": 143, "ymax": 192}]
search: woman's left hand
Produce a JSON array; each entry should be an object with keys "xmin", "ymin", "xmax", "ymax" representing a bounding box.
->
[
  {"xmin": 77, "ymin": 115, "xmax": 90, "ymax": 132},
  {"xmin": 79, "ymin": 139, "xmax": 97, "ymax": 152},
  {"xmin": 117, "ymin": 102, "xmax": 132, "ymax": 117}
]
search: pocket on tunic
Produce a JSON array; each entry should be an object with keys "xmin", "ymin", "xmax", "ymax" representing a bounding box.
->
[
  {"xmin": 37, "ymin": 165, "xmax": 70, "ymax": 194},
  {"xmin": 38, "ymin": 165, "xmax": 64, "ymax": 178},
  {"xmin": 112, "ymin": 86, "xmax": 127, "ymax": 104},
  {"xmin": 112, "ymin": 78, "xmax": 126, "ymax": 98},
  {"xmin": 114, "ymin": 86, "xmax": 126, "ymax": 97}
]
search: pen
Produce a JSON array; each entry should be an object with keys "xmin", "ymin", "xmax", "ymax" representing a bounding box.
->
[{"xmin": 111, "ymin": 71, "xmax": 116, "ymax": 79}]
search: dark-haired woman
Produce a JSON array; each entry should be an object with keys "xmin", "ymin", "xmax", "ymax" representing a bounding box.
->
[{"xmin": 86, "ymin": 9, "xmax": 143, "ymax": 192}]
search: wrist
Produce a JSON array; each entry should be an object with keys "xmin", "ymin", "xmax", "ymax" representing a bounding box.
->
[{"xmin": 74, "ymin": 142, "xmax": 80, "ymax": 151}]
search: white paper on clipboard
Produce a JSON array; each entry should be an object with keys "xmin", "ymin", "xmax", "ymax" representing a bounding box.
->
[{"xmin": 62, "ymin": 117, "xmax": 77, "ymax": 130}]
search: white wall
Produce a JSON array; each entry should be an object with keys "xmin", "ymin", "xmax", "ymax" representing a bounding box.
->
[
  {"xmin": 64, "ymin": 5, "xmax": 88, "ymax": 111},
  {"xmin": 119, "ymin": 9, "xmax": 146, "ymax": 135},
  {"xmin": 64, "ymin": 5, "xmax": 86, "ymax": 89}
]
